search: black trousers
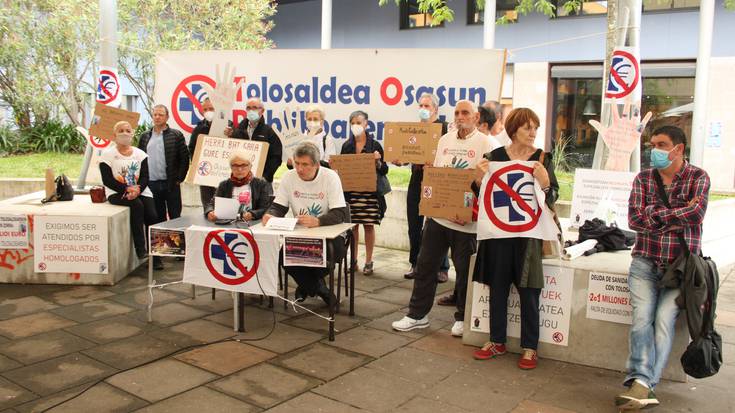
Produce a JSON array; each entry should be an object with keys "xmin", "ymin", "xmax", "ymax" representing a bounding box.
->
[
  {"xmin": 407, "ymin": 220, "xmax": 476, "ymax": 321},
  {"xmin": 406, "ymin": 169, "xmax": 449, "ymax": 271},
  {"xmin": 490, "ymin": 278, "xmax": 541, "ymax": 350},
  {"xmin": 108, "ymin": 194, "xmax": 158, "ymax": 255},
  {"xmin": 284, "ymin": 236, "xmax": 345, "ymax": 296},
  {"xmin": 149, "ymin": 180, "xmax": 182, "ymax": 222}
]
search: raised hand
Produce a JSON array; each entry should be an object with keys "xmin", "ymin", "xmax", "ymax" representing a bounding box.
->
[
  {"xmin": 589, "ymin": 98, "xmax": 652, "ymax": 171},
  {"xmin": 273, "ymin": 107, "xmax": 306, "ymax": 163},
  {"xmin": 203, "ymin": 63, "xmax": 244, "ymax": 138}
]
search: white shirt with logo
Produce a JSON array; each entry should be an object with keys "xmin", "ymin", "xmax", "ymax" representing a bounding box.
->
[
  {"xmin": 432, "ymin": 128, "xmax": 498, "ymax": 233},
  {"xmin": 100, "ymin": 147, "xmax": 154, "ymax": 198},
  {"xmin": 274, "ymin": 167, "xmax": 346, "ymax": 217}
]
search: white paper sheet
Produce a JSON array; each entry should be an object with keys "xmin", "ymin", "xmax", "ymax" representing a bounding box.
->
[
  {"xmin": 214, "ymin": 196, "xmax": 239, "ymax": 220},
  {"xmin": 562, "ymin": 239, "xmax": 598, "ymax": 260},
  {"xmin": 265, "ymin": 217, "xmax": 298, "ymax": 231}
]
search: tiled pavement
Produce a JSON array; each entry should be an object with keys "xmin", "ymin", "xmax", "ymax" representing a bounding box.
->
[{"xmin": 1, "ymin": 247, "xmax": 734, "ymax": 413}]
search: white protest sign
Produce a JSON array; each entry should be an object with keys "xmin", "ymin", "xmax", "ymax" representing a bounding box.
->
[
  {"xmin": 0, "ymin": 215, "xmax": 29, "ymax": 249},
  {"xmin": 33, "ymin": 216, "xmax": 108, "ymax": 274},
  {"xmin": 569, "ymin": 168, "xmax": 636, "ymax": 230},
  {"xmin": 586, "ymin": 271, "xmax": 633, "ymax": 325},
  {"xmin": 470, "ymin": 265, "xmax": 574, "ymax": 346},
  {"xmin": 187, "ymin": 135, "xmax": 268, "ymax": 187}
]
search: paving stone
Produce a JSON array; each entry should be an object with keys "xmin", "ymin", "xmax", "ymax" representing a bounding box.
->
[
  {"xmin": 0, "ymin": 296, "xmax": 58, "ymax": 320},
  {"xmin": 325, "ymin": 325, "xmax": 413, "ymax": 358},
  {"xmin": 408, "ymin": 330, "xmax": 477, "ymax": 361},
  {"xmin": 37, "ymin": 382, "xmax": 148, "ymax": 413},
  {"xmin": 264, "ymin": 391, "xmax": 363, "ymax": 413},
  {"xmin": 205, "ymin": 306, "xmax": 290, "ymax": 331},
  {"xmin": 365, "ymin": 311, "xmax": 448, "ymax": 339},
  {"xmin": 0, "ymin": 353, "xmax": 22, "ymax": 372},
  {"xmin": 208, "ymin": 363, "xmax": 320, "ymax": 409},
  {"xmin": 242, "ymin": 324, "xmax": 324, "ymax": 354},
  {"xmin": 0, "ymin": 284, "xmax": 67, "ymax": 301},
  {"xmin": 134, "ymin": 387, "xmax": 258, "ymax": 413},
  {"xmin": 283, "ymin": 311, "xmax": 366, "ymax": 336},
  {"xmin": 106, "ymin": 359, "xmax": 216, "ymax": 403},
  {"xmin": 82, "ymin": 334, "xmax": 179, "ymax": 370},
  {"xmin": 0, "ymin": 313, "xmax": 77, "ymax": 339},
  {"xmin": 349, "ymin": 296, "xmax": 404, "ymax": 320},
  {"xmin": 395, "ymin": 396, "xmax": 471, "ymax": 413},
  {"xmin": 12, "ymin": 384, "xmax": 87, "ymax": 413},
  {"xmin": 108, "ymin": 288, "xmax": 182, "ymax": 310},
  {"xmin": 313, "ymin": 366, "xmax": 421, "ymax": 412},
  {"xmin": 148, "ymin": 319, "xmax": 236, "ymax": 348},
  {"xmin": 3, "ymin": 354, "xmax": 116, "ymax": 396},
  {"xmin": 106, "ymin": 275, "xmax": 149, "ymax": 294},
  {"xmin": 0, "ymin": 330, "xmax": 95, "ymax": 365},
  {"xmin": 178, "ymin": 293, "xmax": 234, "ymax": 313},
  {"xmin": 352, "ymin": 275, "xmax": 397, "ymax": 293},
  {"xmin": 365, "ymin": 347, "xmax": 463, "ymax": 385},
  {"xmin": 511, "ymin": 400, "xmax": 577, "ymax": 413},
  {"xmin": 63, "ymin": 316, "xmax": 149, "ymax": 344},
  {"xmin": 365, "ymin": 286, "xmax": 413, "ymax": 306},
  {"xmin": 42, "ymin": 286, "xmax": 116, "ymax": 306},
  {"xmin": 174, "ymin": 341, "xmax": 276, "ymax": 376},
  {"xmin": 0, "ymin": 376, "xmax": 37, "ymax": 410},
  {"xmin": 50, "ymin": 299, "xmax": 134, "ymax": 323},
  {"xmin": 271, "ymin": 343, "xmax": 371, "ymax": 381},
  {"xmin": 128, "ymin": 302, "xmax": 209, "ymax": 327}
]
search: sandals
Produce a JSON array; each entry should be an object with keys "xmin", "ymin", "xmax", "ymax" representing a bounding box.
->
[{"xmin": 363, "ymin": 261, "xmax": 374, "ymax": 276}]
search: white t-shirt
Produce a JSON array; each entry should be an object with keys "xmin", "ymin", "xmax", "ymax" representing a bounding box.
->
[
  {"xmin": 274, "ymin": 166, "xmax": 346, "ymax": 218},
  {"xmin": 432, "ymin": 128, "xmax": 498, "ymax": 233},
  {"xmin": 100, "ymin": 147, "xmax": 153, "ymax": 198},
  {"xmin": 307, "ymin": 131, "xmax": 337, "ymax": 162}
]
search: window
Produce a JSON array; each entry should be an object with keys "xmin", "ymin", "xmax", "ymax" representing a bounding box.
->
[
  {"xmin": 556, "ymin": 0, "xmax": 608, "ymax": 17},
  {"xmin": 467, "ymin": 0, "xmax": 518, "ymax": 24},
  {"xmin": 642, "ymin": 0, "xmax": 699, "ymax": 11},
  {"xmin": 400, "ymin": 0, "xmax": 444, "ymax": 30}
]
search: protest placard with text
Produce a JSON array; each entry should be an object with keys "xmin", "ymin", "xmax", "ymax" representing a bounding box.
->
[
  {"xmin": 383, "ymin": 122, "xmax": 443, "ymax": 164},
  {"xmin": 419, "ymin": 167, "xmax": 475, "ymax": 222},
  {"xmin": 329, "ymin": 153, "xmax": 377, "ymax": 192},
  {"xmin": 88, "ymin": 103, "xmax": 140, "ymax": 141},
  {"xmin": 187, "ymin": 135, "xmax": 268, "ymax": 187}
]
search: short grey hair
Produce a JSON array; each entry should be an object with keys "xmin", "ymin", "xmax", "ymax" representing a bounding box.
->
[
  {"xmin": 152, "ymin": 104, "xmax": 169, "ymax": 116},
  {"xmin": 418, "ymin": 93, "xmax": 439, "ymax": 109},
  {"xmin": 349, "ymin": 110, "xmax": 368, "ymax": 123},
  {"xmin": 229, "ymin": 150, "xmax": 253, "ymax": 165},
  {"xmin": 293, "ymin": 142, "xmax": 320, "ymax": 165},
  {"xmin": 305, "ymin": 104, "xmax": 326, "ymax": 120}
]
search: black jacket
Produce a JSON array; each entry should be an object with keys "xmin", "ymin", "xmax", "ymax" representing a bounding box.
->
[
  {"xmin": 203, "ymin": 177, "xmax": 273, "ymax": 220},
  {"xmin": 188, "ymin": 119, "xmax": 211, "ymax": 156},
  {"xmin": 340, "ymin": 133, "xmax": 389, "ymax": 177},
  {"xmin": 138, "ymin": 125, "xmax": 190, "ymax": 190},
  {"xmin": 232, "ymin": 117, "xmax": 283, "ymax": 182}
]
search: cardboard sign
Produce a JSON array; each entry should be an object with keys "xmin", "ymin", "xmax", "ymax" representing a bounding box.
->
[
  {"xmin": 569, "ymin": 168, "xmax": 635, "ymax": 230},
  {"xmin": 186, "ymin": 134, "xmax": 268, "ymax": 187},
  {"xmin": 329, "ymin": 153, "xmax": 377, "ymax": 192},
  {"xmin": 419, "ymin": 167, "xmax": 475, "ymax": 222},
  {"xmin": 44, "ymin": 168, "xmax": 55, "ymax": 199},
  {"xmin": 278, "ymin": 128, "xmax": 309, "ymax": 163},
  {"xmin": 34, "ymin": 216, "xmax": 109, "ymax": 274},
  {"xmin": 88, "ymin": 102, "xmax": 140, "ymax": 141},
  {"xmin": 586, "ymin": 271, "xmax": 633, "ymax": 325},
  {"xmin": 383, "ymin": 122, "xmax": 443, "ymax": 164}
]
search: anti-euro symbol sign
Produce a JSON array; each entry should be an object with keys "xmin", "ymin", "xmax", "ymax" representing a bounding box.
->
[
  {"xmin": 210, "ymin": 233, "xmax": 249, "ymax": 276},
  {"xmin": 492, "ymin": 172, "xmax": 535, "ymax": 222}
]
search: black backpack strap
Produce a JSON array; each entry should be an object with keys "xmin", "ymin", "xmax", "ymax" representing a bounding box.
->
[{"xmin": 652, "ymin": 169, "xmax": 690, "ymax": 254}]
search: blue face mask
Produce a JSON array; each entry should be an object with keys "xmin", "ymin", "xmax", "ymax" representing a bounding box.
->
[
  {"xmin": 650, "ymin": 147, "xmax": 672, "ymax": 169},
  {"xmin": 247, "ymin": 110, "xmax": 261, "ymax": 122},
  {"xmin": 418, "ymin": 108, "xmax": 431, "ymax": 121}
]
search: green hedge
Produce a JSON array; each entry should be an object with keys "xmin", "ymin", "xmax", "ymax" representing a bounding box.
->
[{"xmin": 0, "ymin": 121, "xmax": 85, "ymax": 155}]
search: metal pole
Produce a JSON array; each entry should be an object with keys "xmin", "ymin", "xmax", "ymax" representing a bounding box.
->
[
  {"xmin": 689, "ymin": 0, "xmax": 715, "ymax": 168},
  {"xmin": 483, "ymin": 0, "xmax": 496, "ymax": 49},
  {"xmin": 77, "ymin": 0, "xmax": 118, "ymax": 190},
  {"xmin": 321, "ymin": 0, "xmax": 332, "ymax": 49}
]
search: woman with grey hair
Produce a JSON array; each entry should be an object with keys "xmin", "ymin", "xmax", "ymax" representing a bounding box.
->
[{"xmin": 340, "ymin": 110, "xmax": 388, "ymax": 275}]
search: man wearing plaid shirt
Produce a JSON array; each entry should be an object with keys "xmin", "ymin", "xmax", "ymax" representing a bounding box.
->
[{"xmin": 616, "ymin": 125, "xmax": 710, "ymax": 410}]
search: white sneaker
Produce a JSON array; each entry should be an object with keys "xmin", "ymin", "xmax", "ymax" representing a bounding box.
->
[
  {"xmin": 451, "ymin": 321, "xmax": 464, "ymax": 337},
  {"xmin": 392, "ymin": 316, "xmax": 429, "ymax": 332}
]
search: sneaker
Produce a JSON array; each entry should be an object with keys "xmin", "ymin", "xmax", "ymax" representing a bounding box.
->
[
  {"xmin": 451, "ymin": 321, "xmax": 463, "ymax": 337},
  {"xmin": 294, "ymin": 287, "xmax": 307, "ymax": 303},
  {"xmin": 518, "ymin": 349, "xmax": 538, "ymax": 370},
  {"xmin": 473, "ymin": 342, "xmax": 507, "ymax": 360},
  {"xmin": 363, "ymin": 261, "xmax": 374, "ymax": 276},
  {"xmin": 615, "ymin": 380, "xmax": 659, "ymax": 410},
  {"xmin": 392, "ymin": 315, "xmax": 429, "ymax": 332},
  {"xmin": 404, "ymin": 266, "xmax": 416, "ymax": 279},
  {"xmin": 437, "ymin": 294, "xmax": 456, "ymax": 306},
  {"xmin": 153, "ymin": 256, "xmax": 164, "ymax": 271},
  {"xmin": 437, "ymin": 270, "xmax": 449, "ymax": 283}
]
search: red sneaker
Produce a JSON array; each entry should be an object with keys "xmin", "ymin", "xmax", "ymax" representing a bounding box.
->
[
  {"xmin": 518, "ymin": 349, "xmax": 538, "ymax": 370},
  {"xmin": 473, "ymin": 342, "xmax": 507, "ymax": 360}
]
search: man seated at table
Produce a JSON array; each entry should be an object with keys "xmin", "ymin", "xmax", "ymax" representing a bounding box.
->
[
  {"xmin": 262, "ymin": 142, "xmax": 348, "ymax": 305},
  {"xmin": 202, "ymin": 151, "xmax": 272, "ymax": 222}
]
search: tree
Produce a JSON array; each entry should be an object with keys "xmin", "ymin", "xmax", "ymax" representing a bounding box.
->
[{"xmin": 116, "ymin": 0, "xmax": 276, "ymax": 116}]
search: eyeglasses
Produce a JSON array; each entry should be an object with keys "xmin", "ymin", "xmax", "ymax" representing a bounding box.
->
[{"xmin": 231, "ymin": 163, "xmax": 250, "ymax": 169}]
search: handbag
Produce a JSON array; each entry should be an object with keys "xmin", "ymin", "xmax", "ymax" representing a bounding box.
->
[
  {"xmin": 42, "ymin": 174, "xmax": 74, "ymax": 203},
  {"xmin": 538, "ymin": 152, "xmax": 562, "ymax": 258},
  {"xmin": 652, "ymin": 169, "xmax": 722, "ymax": 378},
  {"xmin": 377, "ymin": 173, "xmax": 391, "ymax": 196},
  {"xmin": 89, "ymin": 186, "xmax": 106, "ymax": 203}
]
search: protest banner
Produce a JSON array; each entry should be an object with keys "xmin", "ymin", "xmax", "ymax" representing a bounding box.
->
[
  {"xmin": 419, "ymin": 167, "xmax": 475, "ymax": 222},
  {"xmin": 283, "ymin": 237, "xmax": 326, "ymax": 268},
  {"xmin": 149, "ymin": 228, "xmax": 186, "ymax": 257},
  {"xmin": 33, "ymin": 216, "xmax": 108, "ymax": 274},
  {"xmin": 470, "ymin": 265, "xmax": 574, "ymax": 346},
  {"xmin": 477, "ymin": 161, "xmax": 559, "ymax": 241},
  {"xmin": 187, "ymin": 135, "xmax": 268, "ymax": 187},
  {"xmin": 88, "ymin": 102, "xmax": 140, "ymax": 141},
  {"xmin": 183, "ymin": 226, "xmax": 279, "ymax": 295},
  {"xmin": 329, "ymin": 153, "xmax": 377, "ymax": 192},
  {"xmin": 0, "ymin": 215, "xmax": 29, "ymax": 249},
  {"xmin": 586, "ymin": 271, "xmax": 633, "ymax": 325},
  {"xmin": 383, "ymin": 122, "xmax": 443, "ymax": 164},
  {"xmin": 568, "ymin": 168, "xmax": 636, "ymax": 230}
]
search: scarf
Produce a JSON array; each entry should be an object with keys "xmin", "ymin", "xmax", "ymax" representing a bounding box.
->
[{"xmin": 229, "ymin": 172, "xmax": 252, "ymax": 187}]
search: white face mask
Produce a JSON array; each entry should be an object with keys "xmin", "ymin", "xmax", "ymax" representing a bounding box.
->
[
  {"xmin": 351, "ymin": 124, "xmax": 365, "ymax": 137},
  {"xmin": 203, "ymin": 111, "xmax": 215, "ymax": 122},
  {"xmin": 307, "ymin": 121, "xmax": 322, "ymax": 132},
  {"xmin": 116, "ymin": 133, "xmax": 133, "ymax": 146}
]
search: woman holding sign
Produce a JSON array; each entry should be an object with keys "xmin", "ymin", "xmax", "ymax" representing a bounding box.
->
[
  {"xmin": 340, "ymin": 110, "xmax": 388, "ymax": 275},
  {"xmin": 471, "ymin": 108, "xmax": 559, "ymax": 370}
]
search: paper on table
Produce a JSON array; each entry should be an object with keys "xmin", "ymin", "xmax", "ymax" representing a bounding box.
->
[
  {"xmin": 214, "ymin": 196, "xmax": 239, "ymax": 220},
  {"xmin": 562, "ymin": 239, "xmax": 598, "ymax": 260},
  {"xmin": 265, "ymin": 217, "xmax": 298, "ymax": 231}
]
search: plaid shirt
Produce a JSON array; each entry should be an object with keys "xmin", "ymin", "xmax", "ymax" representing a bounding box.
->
[{"xmin": 629, "ymin": 162, "xmax": 710, "ymax": 266}]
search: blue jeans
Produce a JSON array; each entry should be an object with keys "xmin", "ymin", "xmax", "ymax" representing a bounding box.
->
[{"xmin": 625, "ymin": 256, "xmax": 681, "ymax": 388}]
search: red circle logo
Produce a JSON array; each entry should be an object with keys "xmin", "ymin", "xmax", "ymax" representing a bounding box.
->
[
  {"xmin": 483, "ymin": 164, "xmax": 541, "ymax": 233},
  {"xmin": 553, "ymin": 332, "xmax": 564, "ymax": 343},
  {"xmin": 171, "ymin": 74, "xmax": 216, "ymax": 134},
  {"xmin": 202, "ymin": 230, "xmax": 260, "ymax": 285}
]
